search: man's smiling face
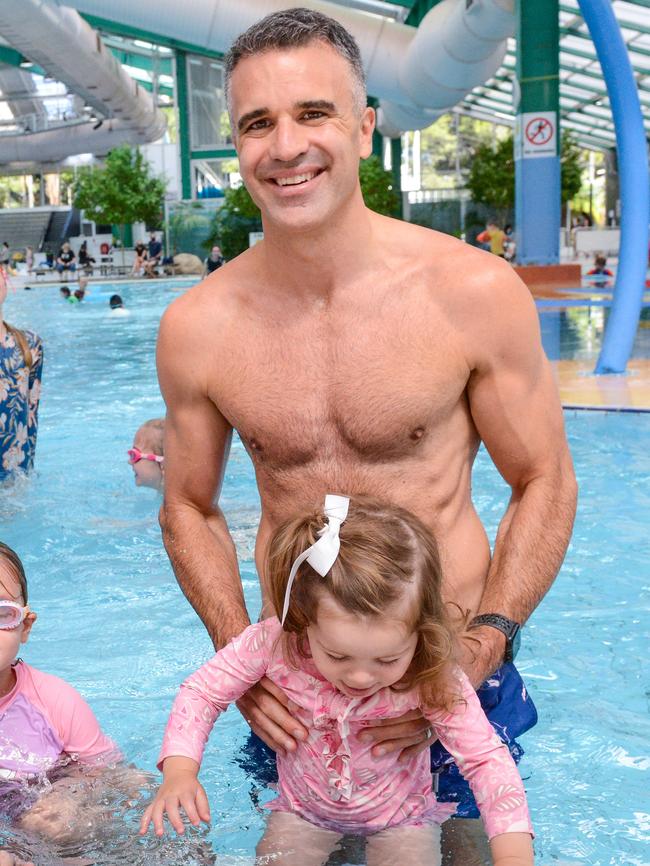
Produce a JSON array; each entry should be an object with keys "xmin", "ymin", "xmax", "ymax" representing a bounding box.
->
[{"xmin": 230, "ymin": 42, "xmax": 374, "ymax": 234}]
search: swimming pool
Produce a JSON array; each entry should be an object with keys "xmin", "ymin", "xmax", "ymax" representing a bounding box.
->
[{"xmin": 1, "ymin": 280, "xmax": 649, "ymax": 864}]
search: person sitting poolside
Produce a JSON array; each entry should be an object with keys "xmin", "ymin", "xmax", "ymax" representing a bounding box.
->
[
  {"xmin": 128, "ymin": 418, "xmax": 165, "ymax": 492},
  {"xmin": 55, "ymin": 243, "xmax": 76, "ymax": 280},
  {"xmin": 132, "ymin": 241, "xmax": 148, "ymax": 276},
  {"xmin": 143, "ymin": 233, "xmax": 163, "ymax": 278}
]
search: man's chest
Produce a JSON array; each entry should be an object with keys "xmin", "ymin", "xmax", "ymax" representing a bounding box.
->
[{"xmin": 211, "ymin": 306, "xmax": 469, "ymax": 468}]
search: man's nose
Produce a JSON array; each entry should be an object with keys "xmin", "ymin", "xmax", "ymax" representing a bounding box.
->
[{"xmin": 268, "ymin": 117, "xmax": 309, "ymax": 163}]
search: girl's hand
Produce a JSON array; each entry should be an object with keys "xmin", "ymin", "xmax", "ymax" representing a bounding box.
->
[{"xmin": 139, "ymin": 758, "xmax": 210, "ymax": 837}]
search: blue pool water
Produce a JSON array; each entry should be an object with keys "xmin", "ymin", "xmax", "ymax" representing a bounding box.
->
[{"xmin": 1, "ymin": 280, "xmax": 649, "ymax": 865}]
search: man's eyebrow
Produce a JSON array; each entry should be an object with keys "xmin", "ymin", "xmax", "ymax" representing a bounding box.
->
[
  {"xmin": 237, "ymin": 108, "xmax": 269, "ymax": 132},
  {"xmin": 296, "ymin": 100, "xmax": 336, "ymax": 112}
]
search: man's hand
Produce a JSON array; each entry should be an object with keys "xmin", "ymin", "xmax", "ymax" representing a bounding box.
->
[
  {"xmin": 236, "ymin": 678, "xmax": 308, "ymax": 756},
  {"xmin": 356, "ymin": 709, "xmax": 436, "ymax": 763},
  {"xmin": 458, "ymin": 625, "xmax": 507, "ymax": 688}
]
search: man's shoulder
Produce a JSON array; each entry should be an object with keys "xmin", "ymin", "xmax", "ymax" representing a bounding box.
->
[{"xmin": 162, "ymin": 253, "xmax": 252, "ymax": 331}]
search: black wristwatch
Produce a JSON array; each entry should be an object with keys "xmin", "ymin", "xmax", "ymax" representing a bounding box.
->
[{"xmin": 468, "ymin": 614, "xmax": 521, "ymax": 663}]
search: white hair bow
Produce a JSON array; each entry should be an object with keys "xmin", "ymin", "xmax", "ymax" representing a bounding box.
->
[{"xmin": 280, "ymin": 494, "xmax": 350, "ymax": 626}]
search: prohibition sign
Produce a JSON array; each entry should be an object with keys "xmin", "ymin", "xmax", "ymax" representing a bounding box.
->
[{"xmin": 525, "ymin": 116, "xmax": 553, "ymax": 146}]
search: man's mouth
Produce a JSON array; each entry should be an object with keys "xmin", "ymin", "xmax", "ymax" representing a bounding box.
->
[{"xmin": 272, "ymin": 169, "xmax": 322, "ymax": 187}]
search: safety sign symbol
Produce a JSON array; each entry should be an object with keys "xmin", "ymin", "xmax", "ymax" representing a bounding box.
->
[
  {"xmin": 525, "ymin": 117, "xmax": 553, "ymax": 145},
  {"xmin": 520, "ymin": 111, "xmax": 557, "ymax": 159}
]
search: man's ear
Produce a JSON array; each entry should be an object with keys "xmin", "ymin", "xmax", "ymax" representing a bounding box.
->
[
  {"xmin": 359, "ymin": 106, "xmax": 376, "ymax": 160},
  {"xmin": 20, "ymin": 611, "xmax": 37, "ymax": 644}
]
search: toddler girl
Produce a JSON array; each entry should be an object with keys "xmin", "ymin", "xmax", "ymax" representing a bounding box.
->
[
  {"xmin": 0, "ymin": 542, "xmax": 120, "ymax": 840},
  {"xmin": 141, "ymin": 495, "xmax": 534, "ymax": 865}
]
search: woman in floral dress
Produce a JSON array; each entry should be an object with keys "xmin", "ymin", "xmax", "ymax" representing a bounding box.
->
[{"xmin": 0, "ymin": 272, "xmax": 43, "ymax": 482}]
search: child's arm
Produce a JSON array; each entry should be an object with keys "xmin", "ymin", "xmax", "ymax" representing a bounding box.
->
[
  {"xmin": 491, "ymin": 832, "xmax": 535, "ymax": 866},
  {"xmin": 139, "ymin": 756, "xmax": 210, "ymax": 836},
  {"xmin": 158, "ymin": 618, "xmax": 281, "ymax": 771},
  {"xmin": 425, "ymin": 668, "xmax": 534, "ymax": 855}
]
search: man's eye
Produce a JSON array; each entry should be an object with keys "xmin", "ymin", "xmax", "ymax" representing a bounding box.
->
[
  {"xmin": 247, "ymin": 119, "xmax": 269, "ymax": 131},
  {"xmin": 303, "ymin": 111, "xmax": 325, "ymax": 120}
]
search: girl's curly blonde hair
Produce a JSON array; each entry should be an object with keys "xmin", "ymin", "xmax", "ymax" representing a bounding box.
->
[{"xmin": 266, "ymin": 495, "xmax": 464, "ymax": 711}]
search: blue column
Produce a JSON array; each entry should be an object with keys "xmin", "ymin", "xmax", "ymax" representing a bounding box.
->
[
  {"xmin": 514, "ymin": 0, "xmax": 561, "ymax": 265},
  {"xmin": 578, "ymin": 0, "xmax": 650, "ymax": 374}
]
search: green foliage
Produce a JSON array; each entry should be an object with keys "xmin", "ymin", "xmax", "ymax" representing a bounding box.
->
[
  {"xmin": 359, "ymin": 155, "xmax": 400, "ymax": 216},
  {"xmin": 205, "ymin": 185, "xmax": 262, "ymax": 260},
  {"xmin": 73, "ymin": 145, "xmax": 167, "ymax": 231},
  {"xmin": 465, "ymin": 136, "xmax": 515, "ymax": 217},
  {"xmin": 466, "ymin": 131, "xmax": 587, "ymax": 216},
  {"xmin": 560, "ymin": 132, "xmax": 584, "ymax": 204},
  {"xmin": 419, "ymin": 115, "xmax": 509, "ymax": 190}
]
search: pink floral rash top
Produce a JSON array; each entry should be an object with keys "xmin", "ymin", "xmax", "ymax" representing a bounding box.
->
[{"xmin": 160, "ymin": 618, "xmax": 533, "ymax": 838}]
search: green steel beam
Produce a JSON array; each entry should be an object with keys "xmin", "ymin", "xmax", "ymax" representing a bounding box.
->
[
  {"xmin": 175, "ymin": 49, "xmax": 192, "ymax": 199},
  {"xmin": 191, "ymin": 148, "xmax": 237, "ymax": 160},
  {"xmin": 0, "ymin": 45, "xmax": 24, "ymax": 68},
  {"xmin": 405, "ymin": 0, "xmax": 441, "ymax": 27},
  {"xmin": 81, "ymin": 14, "xmax": 225, "ymax": 61},
  {"xmin": 517, "ymin": 0, "xmax": 560, "ymax": 117}
]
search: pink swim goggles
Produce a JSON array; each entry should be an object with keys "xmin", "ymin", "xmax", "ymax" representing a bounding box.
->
[
  {"xmin": 127, "ymin": 447, "xmax": 164, "ymax": 465},
  {"xmin": 0, "ymin": 601, "xmax": 30, "ymax": 630}
]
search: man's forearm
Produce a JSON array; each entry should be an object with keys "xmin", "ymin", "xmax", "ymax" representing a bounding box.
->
[
  {"xmin": 472, "ymin": 457, "xmax": 577, "ymax": 678},
  {"xmin": 160, "ymin": 502, "xmax": 250, "ymax": 649}
]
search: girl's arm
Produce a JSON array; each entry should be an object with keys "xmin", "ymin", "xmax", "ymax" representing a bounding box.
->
[
  {"xmin": 142, "ymin": 619, "xmax": 280, "ymax": 836},
  {"xmin": 424, "ymin": 668, "xmax": 534, "ymax": 852},
  {"xmin": 158, "ymin": 618, "xmax": 281, "ymax": 769}
]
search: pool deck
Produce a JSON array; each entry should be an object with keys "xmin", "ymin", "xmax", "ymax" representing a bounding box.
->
[
  {"xmin": 553, "ymin": 358, "xmax": 650, "ymax": 412},
  {"xmin": 530, "ymin": 276, "xmax": 650, "ymax": 412}
]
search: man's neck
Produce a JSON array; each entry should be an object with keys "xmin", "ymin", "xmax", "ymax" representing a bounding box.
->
[{"xmin": 260, "ymin": 201, "xmax": 377, "ymax": 298}]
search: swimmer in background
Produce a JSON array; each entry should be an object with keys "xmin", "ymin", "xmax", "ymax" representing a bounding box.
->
[
  {"xmin": 59, "ymin": 286, "xmax": 71, "ymax": 300},
  {"xmin": 586, "ymin": 254, "xmax": 614, "ymax": 288},
  {"xmin": 109, "ymin": 294, "xmax": 129, "ymax": 316},
  {"xmin": 0, "ymin": 543, "xmax": 122, "ymax": 845},
  {"xmin": 142, "ymin": 495, "xmax": 534, "ymax": 866},
  {"xmin": 128, "ymin": 418, "xmax": 165, "ymax": 492}
]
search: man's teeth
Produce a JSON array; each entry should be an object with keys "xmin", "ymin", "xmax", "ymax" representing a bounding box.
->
[{"xmin": 275, "ymin": 172, "xmax": 316, "ymax": 186}]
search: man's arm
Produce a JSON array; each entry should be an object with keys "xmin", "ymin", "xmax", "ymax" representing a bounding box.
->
[
  {"xmin": 157, "ymin": 299, "xmax": 249, "ymax": 649},
  {"xmin": 463, "ymin": 262, "xmax": 577, "ymax": 685},
  {"xmin": 158, "ymin": 296, "xmax": 307, "ymax": 752}
]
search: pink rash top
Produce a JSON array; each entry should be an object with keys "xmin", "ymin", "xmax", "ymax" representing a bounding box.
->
[
  {"xmin": 160, "ymin": 618, "xmax": 533, "ymax": 838},
  {"xmin": 0, "ymin": 661, "xmax": 119, "ymax": 783}
]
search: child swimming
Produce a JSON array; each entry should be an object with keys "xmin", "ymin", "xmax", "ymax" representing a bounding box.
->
[
  {"xmin": 141, "ymin": 495, "xmax": 534, "ymax": 865},
  {"xmin": 0, "ymin": 542, "xmax": 120, "ymax": 841}
]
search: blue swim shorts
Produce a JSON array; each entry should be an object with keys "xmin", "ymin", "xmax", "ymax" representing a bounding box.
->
[
  {"xmin": 238, "ymin": 663, "xmax": 537, "ymax": 820},
  {"xmin": 430, "ymin": 663, "xmax": 537, "ymax": 818}
]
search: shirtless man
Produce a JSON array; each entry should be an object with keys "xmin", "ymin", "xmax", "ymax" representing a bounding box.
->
[{"xmin": 157, "ymin": 9, "xmax": 577, "ymax": 861}]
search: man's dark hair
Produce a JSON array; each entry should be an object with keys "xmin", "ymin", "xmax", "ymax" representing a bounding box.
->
[{"xmin": 225, "ymin": 7, "xmax": 366, "ymax": 118}]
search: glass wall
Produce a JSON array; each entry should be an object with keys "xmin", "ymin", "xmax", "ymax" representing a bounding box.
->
[{"xmin": 187, "ymin": 55, "xmax": 232, "ymax": 150}]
